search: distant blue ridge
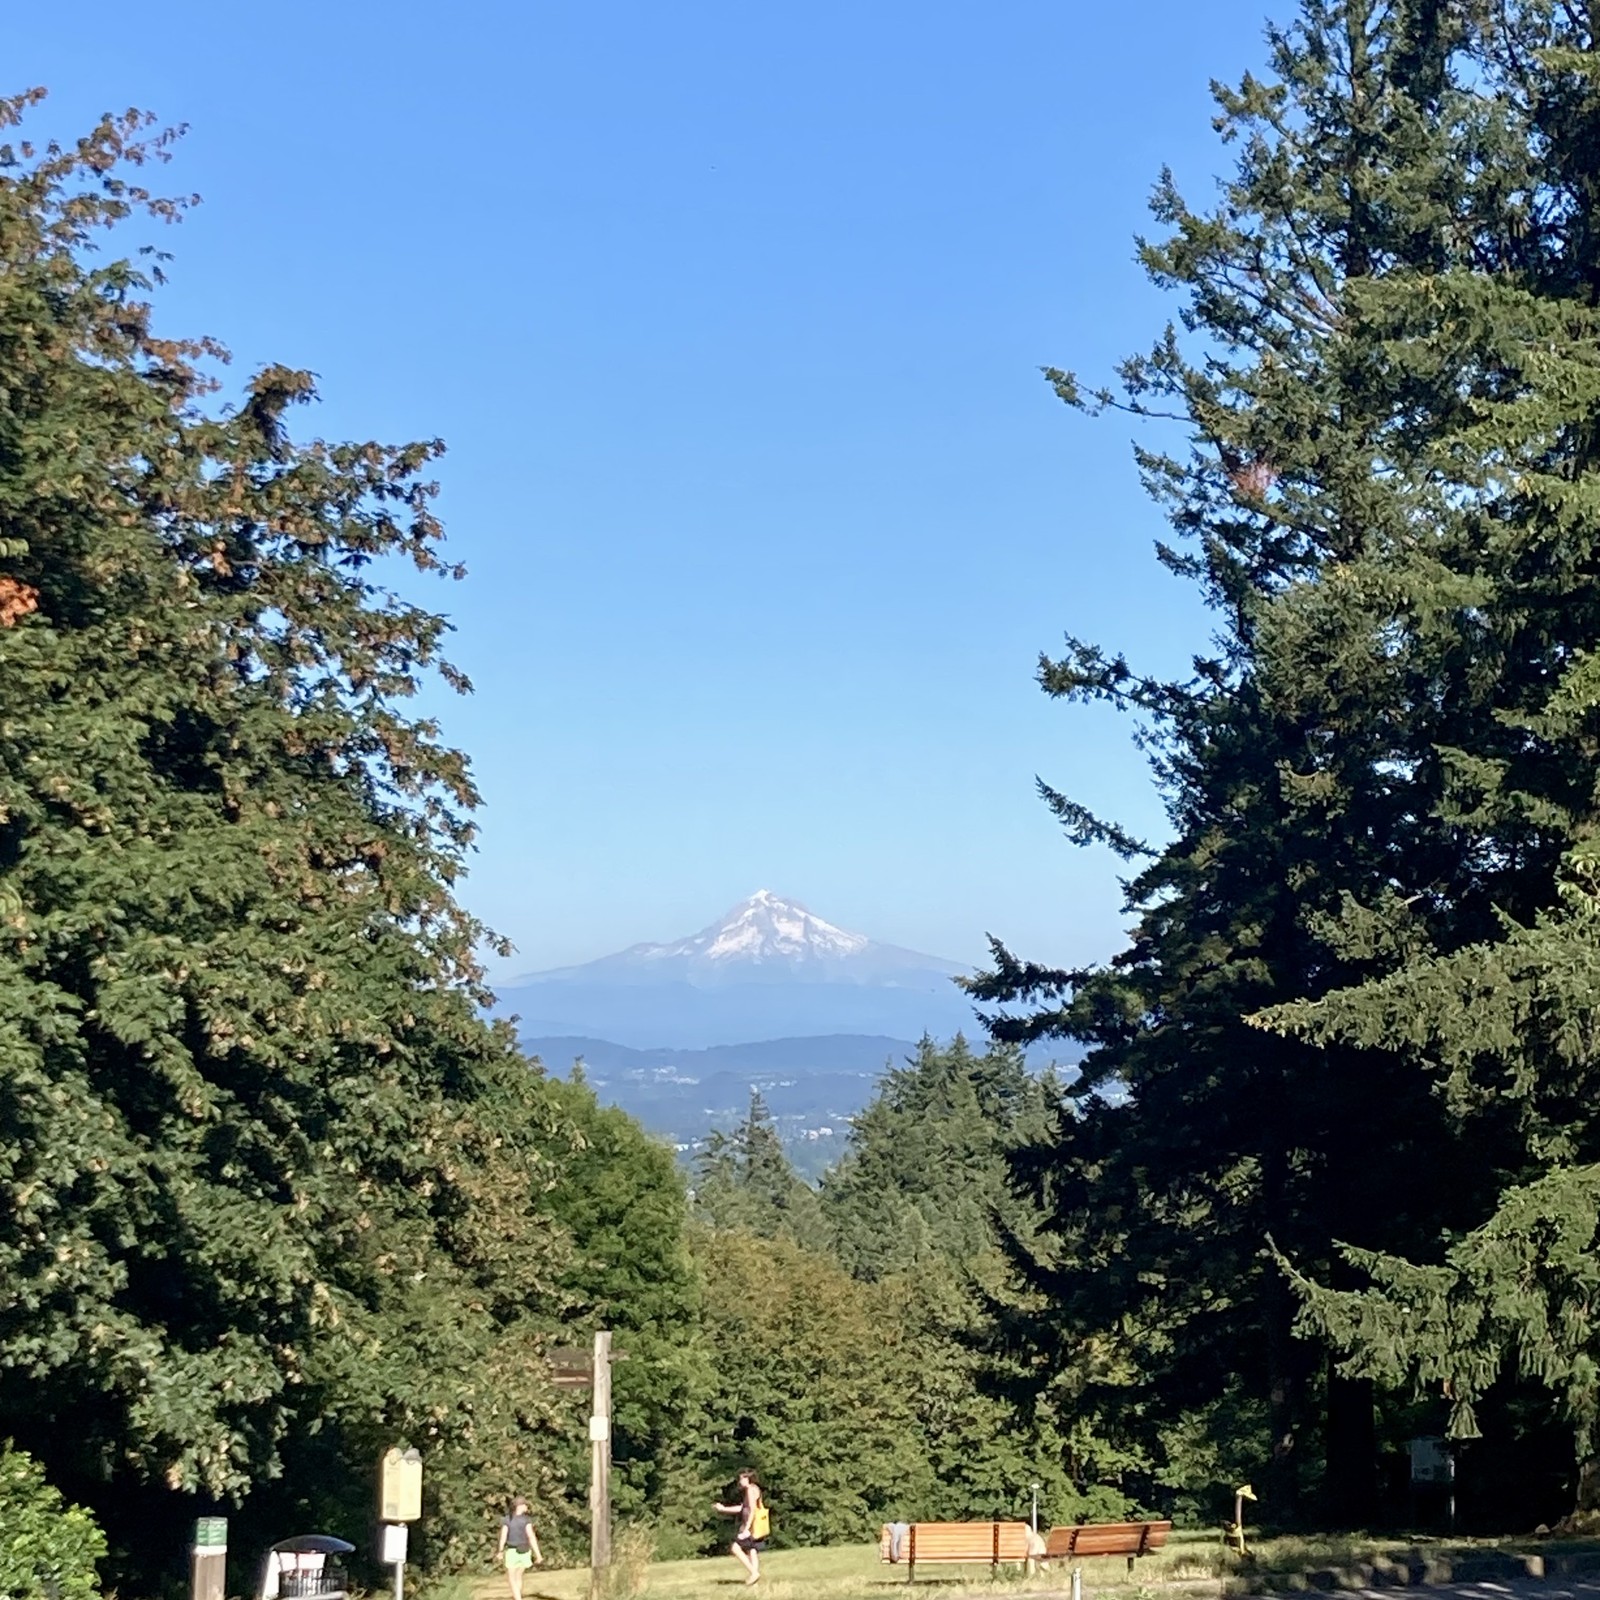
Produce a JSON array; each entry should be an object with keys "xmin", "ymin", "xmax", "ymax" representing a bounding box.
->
[
  {"xmin": 494, "ymin": 976, "xmax": 980, "ymax": 1050},
  {"xmin": 521, "ymin": 1029, "xmax": 1083, "ymax": 1159}
]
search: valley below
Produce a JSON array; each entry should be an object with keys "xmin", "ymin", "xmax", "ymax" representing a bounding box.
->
[{"xmin": 523, "ymin": 1031, "xmax": 916, "ymax": 1176}]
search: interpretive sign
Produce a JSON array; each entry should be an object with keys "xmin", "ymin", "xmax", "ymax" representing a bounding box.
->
[{"xmin": 379, "ymin": 1447, "xmax": 424, "ymax": 1522}]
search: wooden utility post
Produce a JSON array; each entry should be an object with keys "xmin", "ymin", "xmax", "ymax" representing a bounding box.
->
[
  {"xmin": 547, "ymin": 1330, "xmax": 623, "ymax": 1600},
  {"xmin": 589, "ymin": 1329, "xmax": 613, "ymax": 1596}
]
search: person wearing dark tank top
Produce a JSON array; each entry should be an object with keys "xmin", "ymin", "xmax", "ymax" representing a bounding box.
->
[{"xmin": 495, "ymin": 1496, "xmax": 542, "ymax": 1600}]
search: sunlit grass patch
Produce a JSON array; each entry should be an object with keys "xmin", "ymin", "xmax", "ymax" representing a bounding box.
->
[{"xmin": 475, "ymin": 1525, "xmax": 1600, "ymax": 1600}]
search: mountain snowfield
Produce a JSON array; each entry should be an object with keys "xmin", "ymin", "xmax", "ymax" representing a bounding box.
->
[
  {"xmin": 495, "ymin": 891, "xmax": 976, "ymax": 1048},
  {"xmin": 528, "ymin": 889, "xmax": 966, "ymax": 987},
  {"xmin": 641, "ymin": 888, "xmax": 871, "ymax": 965}
]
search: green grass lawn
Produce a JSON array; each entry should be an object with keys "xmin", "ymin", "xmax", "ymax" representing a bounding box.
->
[
  {"xmin": 456, "ymin": 1526, "xmax": 1600, "ymax": 1600},
  {"xmin": 467, "ymin": 1536, "xmax": 1199, "ymax": 1600},
  {"xmin": 465, "ymin": 1530, "xmax": 1316, "ymax": 1600}
]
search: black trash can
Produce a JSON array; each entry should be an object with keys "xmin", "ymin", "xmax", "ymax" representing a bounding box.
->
[{"xmin": 259, "ymin": 1535, "xmax": 355, "ymax": 1600}]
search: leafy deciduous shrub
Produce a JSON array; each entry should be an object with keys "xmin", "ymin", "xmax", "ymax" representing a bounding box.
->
[{"xmin": 0, "ymin": 1446, "xmax": 106, "ymax": 1600}]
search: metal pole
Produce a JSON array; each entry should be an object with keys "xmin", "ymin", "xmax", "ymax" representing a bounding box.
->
[
  {"xmin": 393, "ymin": 1554, "xmax": 403, "ymax": 1600},
  {"xmin": 1072, "ymin": 1567, "xmax": 1083, "ymax": 1600},
  {"xmin": 1030, "ymin": 1481, "xmax": 1040, "ymax": 1534}
]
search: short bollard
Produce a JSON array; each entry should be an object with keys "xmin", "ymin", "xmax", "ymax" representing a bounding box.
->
[
  {"xmin": 1071, "ymin": 1565, "xmax": 1083, "ymax": 1600},
  {"xmin": 191, "ymin": 1518, "xmax": 227, "ymax": 1600}
]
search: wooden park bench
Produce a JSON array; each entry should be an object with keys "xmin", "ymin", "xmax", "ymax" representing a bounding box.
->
[
  {"xmin": 1044, "ymin": 1519, "xmax": 1173, "ymax": 1574},
  {"xmin": 879, "ymin": 1521, "xmax": 1032, "ymax": 1581}
]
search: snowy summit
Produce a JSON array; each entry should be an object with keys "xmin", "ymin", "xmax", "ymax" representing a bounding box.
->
[
  {"xmin": 646, "ymin": 889, "xmax": 870, "ymax": 966},
  {"xmin": 518, "ymin": 890, "xmax": 965, "ymax": 990}
]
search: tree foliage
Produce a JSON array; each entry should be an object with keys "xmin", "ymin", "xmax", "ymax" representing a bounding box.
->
[
  {"xmin": 1238, "ymin": 0, "xmax": 1600, "ymax": 1519},
  {"xmin": 0, "ymin": 91, "xmax": 574, "ymax": 1578},
  {"xmin": 818, "ymin": 1038, "xmax": 1106, "ymax": 1521},
  {"xmin": 821, "ymin": 1035, "xmax": 1056, "ymax": 1280},
  {"xmin": 969, "ymin": 0, "xmax": 1600, "ymax": 1527},
  {"xmin": 0, "ymin": 1446, "xmax": 107, "ymax": 1600},
  {"xmin": 691, "ymin": 1228, "xmax": 926, "ymax": 1546},
  {"xmin": 691, "ymin": 1091, "xmax": 827, "ymax": 1249},
  {"xmin": 541, "ymin": 1073, "xmax": 710, "ymax": 1549},
  {"xmin": 1266, "ymin": 851, "xmax": 1600, "ymax": 1512},
  {"xmin": 669, "ymin": 1040, "xmax": 1100, "ymax": 1543}
]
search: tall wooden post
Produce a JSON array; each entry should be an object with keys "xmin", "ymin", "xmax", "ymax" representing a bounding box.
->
[{"xmin": 590, "ymin": 1329, "xmax": 613, "ymax": 1598}]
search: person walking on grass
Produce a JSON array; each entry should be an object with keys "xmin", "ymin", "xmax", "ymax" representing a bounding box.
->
[
  {"xmin": 714, "ymin": 1468, "xmax": 769, "ymax": 1586},
  {"xmin": 496, "ymin": 1495, "xmax": 543, "ymax": 1600}
]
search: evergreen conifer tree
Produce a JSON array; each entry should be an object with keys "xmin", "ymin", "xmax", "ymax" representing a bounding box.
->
[
  {"xmin": 1265, "ymin": 849, "xmax": 1600, "ymax": 1517},
  {"xmin": 822, "ymin": 1035, "xmax": 1053, "ymax": 1280},
  {"xmin": 691, "ymin": 1091, "xmax": 827, "ymax": 1247},
  {"xmin": 969, "ymin": 0, "xmax": 1566, "ymax": 1520},
  {"xmin": 1239, "ymin": 1, "xmax": 1600, "ymax": 1520},
  {"xmin": 820, "ymin": 1038, "xmax": 1085, "ymax": 1520}
]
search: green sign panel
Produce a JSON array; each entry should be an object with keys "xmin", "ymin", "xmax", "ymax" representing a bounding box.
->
[{"xmin": 194, "ymin": 1517, "xmax": 228, "ymax": 1549}]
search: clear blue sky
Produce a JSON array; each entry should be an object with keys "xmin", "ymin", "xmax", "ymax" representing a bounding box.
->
[{"xmin": 15, "ymin": 0, "xmax": 1276, "ymax": 977}]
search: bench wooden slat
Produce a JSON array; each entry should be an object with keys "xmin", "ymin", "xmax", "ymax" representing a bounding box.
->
[
  {"xmin": 879, "ymin": 1522, "xmax": 1031, "ymax": 1567},
  {"xmin": 1043, "ymin": 1520, "xmax": 1172, "ymax": 1562},
  {"xmin": 882, "ymin": 1518, "xmax": 1168, "ymax": 1581},
  {"xmin": 914, "ymin": 1522, "xmax": 1032, "ymax": 1561}
]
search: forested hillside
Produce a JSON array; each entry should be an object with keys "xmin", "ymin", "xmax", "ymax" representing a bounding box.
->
[
  {"xmin": 467, "ymin": 1036, "xmax": 1096, "ymax": 1561},
  {"xmin": 679, "ymin": 1037, "xmax": 1103, "ymax": 1540}
]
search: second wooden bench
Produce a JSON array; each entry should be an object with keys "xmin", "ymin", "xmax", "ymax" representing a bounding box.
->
[
  {"xmin": 1044, "ymin": 1519, "xmax": 1173, "ymax": 1574},
  {"xmin": 879, "ymin": 1521, "xmax": 1032, "ymax": 1581}
]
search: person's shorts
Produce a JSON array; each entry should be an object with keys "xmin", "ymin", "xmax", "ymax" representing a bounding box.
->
[
  {"xmin": 504, "ymin": 1550, "xmax": 533, "ymax": 1571},
  {"xmin": 735, "ymin": 1537, "xmax": 768, "ymax": 1553}
]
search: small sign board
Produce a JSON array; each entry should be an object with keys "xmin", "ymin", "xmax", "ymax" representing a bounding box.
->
[
  {"xmin": 547, "ymin": 1345, "xmax": 593, "ymax": 1389},
  {"xmin": 380, "ymin": 1524, "xmax": 409, "ymax": 1566},
  {"xmin": 588, "ymin": 1415, "xmax": 610, "ymax": 1443},
  {"xmin": 193, "ymin": 1517, "xmax": 228, "ymax": 1551},
  {"xmin": 380, "ymin": 1447, "xmax": 424, "ymax": 1522},
  {"xmin": 1409, "ymin": 1436, "xmax": 1455, "ymax": 1484}
]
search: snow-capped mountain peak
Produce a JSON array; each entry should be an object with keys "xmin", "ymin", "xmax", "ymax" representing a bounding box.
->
[
  {"xmin": 515, "ymin": 891, "xmax": 966, "ymax": 995},
  {"xmin": 651, "ymin": 890, "xmax": 870, "ymax": 965}
]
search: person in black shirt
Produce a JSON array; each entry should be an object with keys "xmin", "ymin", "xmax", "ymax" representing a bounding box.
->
[{"xmin": 495, "ymin": 1496, "xmax": 543, "ymax": 1600}]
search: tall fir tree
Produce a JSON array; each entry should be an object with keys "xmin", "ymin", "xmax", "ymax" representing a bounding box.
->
[
  {"xmin": 822, "ymin": 1035, "xmax": 1056, "ymax": 1281},
  {"xmin": 691, "ymin": 1090, "xmax": 827, "ymax": 1249},
  {"xmin": 968, "ymin": 0, "xmax": 1574, "ymax": 1523},
  {"xmin": 821, "ymin": 1037, "xmax": 1095, "ymax": 1522},
  {"xmin": 1250, "ymin": 0, "xmax": 1600, "ymax": 1503}
]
